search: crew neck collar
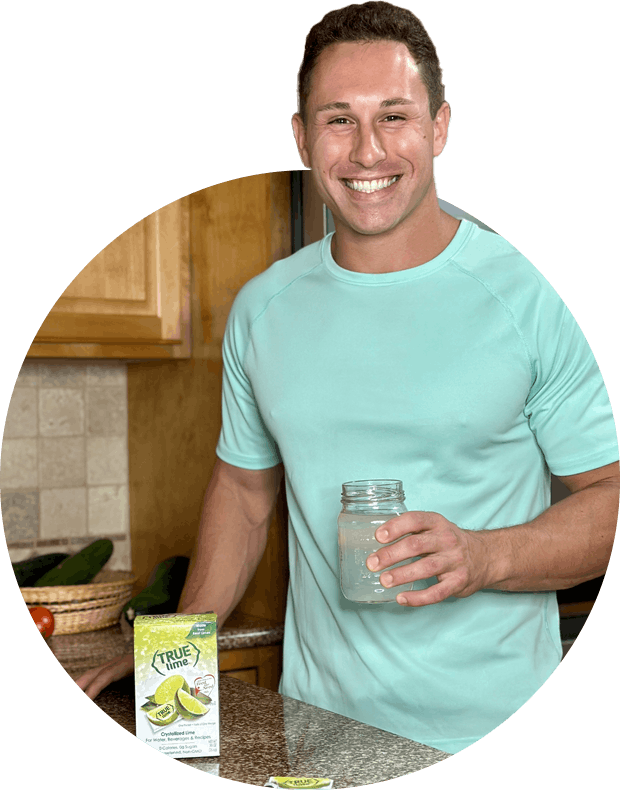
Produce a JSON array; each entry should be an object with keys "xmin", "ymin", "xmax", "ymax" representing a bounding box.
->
[{"xmin": 321, "ymin": 219, "xmax": 474, "ymax": 285}]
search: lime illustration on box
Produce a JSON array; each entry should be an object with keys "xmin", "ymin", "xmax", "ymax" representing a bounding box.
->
[{"xmin": 134, "ymin": 612, "xmax": 220, "ymax": 757}]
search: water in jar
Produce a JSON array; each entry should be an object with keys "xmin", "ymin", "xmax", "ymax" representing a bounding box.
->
[{"xmin": 338, "ymin": 512, "xmax": 414, "ymax": 603}]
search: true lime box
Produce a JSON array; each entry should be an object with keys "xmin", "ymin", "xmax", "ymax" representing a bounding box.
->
[{"xmin": 134, "ymin": 612, "xmax": 220, "ymax": 758}]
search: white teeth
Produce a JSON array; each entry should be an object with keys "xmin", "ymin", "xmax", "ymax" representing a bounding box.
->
[{"xmin": 345, "ymin": 176, "xmax": 398, "ymax": 193}]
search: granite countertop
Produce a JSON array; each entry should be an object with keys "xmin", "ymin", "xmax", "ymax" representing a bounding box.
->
[
  {"xmin": 51, "ymin": 611, "xmax": 284, "ymax": 678},
  {"xmin": 52, "ymin": 625, "xmax": 450, "ymax": 787},
  {"xmin": 217, "ymin": 611, "xmax": 285, "ymax": 651}
]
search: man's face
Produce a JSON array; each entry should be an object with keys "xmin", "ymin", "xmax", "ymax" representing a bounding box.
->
[{"xmin": 292, "ymin": 40, "xmax": 450, "ymax": 238}]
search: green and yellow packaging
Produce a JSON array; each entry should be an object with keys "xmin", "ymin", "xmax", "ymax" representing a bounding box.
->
[{"xmin": 134, "ymin": 613, "xmax": 219, "ymax": 757}]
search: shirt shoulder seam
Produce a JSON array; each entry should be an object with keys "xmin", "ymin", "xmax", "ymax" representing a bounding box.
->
[
  {"xmin": 449, "ymin": 259, "xmax": 539, "ymax": 387},
  {"xmin": 241, "ymin": 259, "xmax": 325, "ymax": 372}
]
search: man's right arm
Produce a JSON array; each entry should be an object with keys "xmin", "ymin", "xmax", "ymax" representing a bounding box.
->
[
  {"xmin": 75, "ymin": 458, "xmax": 284, "ymax": 700},
  {"xmin": 177, "ymin": 459, "xmax": 284, "ymax": 622}
]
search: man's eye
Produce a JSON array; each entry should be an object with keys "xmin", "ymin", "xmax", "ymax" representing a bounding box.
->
[
  {"xmin": 384, "ymin": 115, "xmax": 405, "ymax": 122},
  {"xmin": 328, "ymin": 117, "xmax": 351, "ymax": 125}
]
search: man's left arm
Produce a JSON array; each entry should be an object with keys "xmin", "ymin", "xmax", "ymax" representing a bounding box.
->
[{"xmin": 366, "ymin": 461, "xmax": 620, "ymax": 606}]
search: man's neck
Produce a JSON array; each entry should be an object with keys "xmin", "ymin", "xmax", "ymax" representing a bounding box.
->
[{"xmin": 330, "ymin": 199, "xmax": 460, "ymax": 275}]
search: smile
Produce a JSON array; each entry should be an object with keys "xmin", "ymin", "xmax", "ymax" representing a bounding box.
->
[{"xmin": 343, "ymin": 176, "xmax": 400, "ymax": 193}]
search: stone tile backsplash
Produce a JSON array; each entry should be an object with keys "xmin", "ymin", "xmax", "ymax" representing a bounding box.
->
[{"xmin": 1, "ymin": 360, "xmax": 131, "ymax": 569}]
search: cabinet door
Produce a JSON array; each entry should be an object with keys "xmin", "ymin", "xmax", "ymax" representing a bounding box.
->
[
  {"xmin": 219, "ymin": 645, "xmax": 282, "ymax": 691},
  {"xmin": 221, "ymin": 668, "xmax": 259, "ymax": 685},
  {"xmin": 127, "ymin": 175, "xmax": 290, "ymax": 614},
  {"xmin": 28, "ymin": 197, "xmax": 190, "ymax": 358}
]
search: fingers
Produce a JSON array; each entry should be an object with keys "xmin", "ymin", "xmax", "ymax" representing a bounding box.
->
[
  {"xmin": 368, "ymin": 512, "xmax": 452, "ymax": 573},
  {"xmin": 75, "ymin": 652, "xmax": 134, "ymax": 700},
  {"xmin": 374, "ymin": 511, "xmax": 442, "ymax": 542},
  {"xmin": 367, "ymin": 530, "xmax": 440, "ymax": 572},
  {"xmin": 82, "ymin": 669, "xmax": 116, "ymax": 701},
  {"xmin": 75, "ymin": 667, "xmax": 101, "ymax": 693},
  {"xmin": 75, "ymin": 655, "xmax": 123, "ymax": 688},
  {"xmin": 394, "ymin": 578, "xmax": 457, "ymax": 607},
  {"xmin": 362, "ymin": 511, "xmax": 486, "ymax": 606},
  {"xmin": 378, "ymin": 552, "xmax": 447, "ymax": 588}
]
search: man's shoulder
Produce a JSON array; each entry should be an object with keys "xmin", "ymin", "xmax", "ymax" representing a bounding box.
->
[
  {"xmin": 455, "ymin": 222, "xmax": 558, "ymax": 306},
  {"xmin": 232, "ymin": 238, "xmax": 325, "ymax": 319}
]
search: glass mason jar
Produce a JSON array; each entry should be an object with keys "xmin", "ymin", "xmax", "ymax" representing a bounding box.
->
[{"xmin": 338, "ymin": 479, "xmax": 413, "ymax": 604}]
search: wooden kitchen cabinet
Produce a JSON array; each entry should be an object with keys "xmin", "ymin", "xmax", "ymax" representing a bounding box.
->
[
  {"xmin": 219, "ymin": 645, "xmax": 283, "ymax": 691},
  {"xmin": 27, "ymin": 197, "xmax": 191, "ymax": 359},
  {"xmin": 127, "ymin": 173, "xmax": 292, "ymax": 690}
]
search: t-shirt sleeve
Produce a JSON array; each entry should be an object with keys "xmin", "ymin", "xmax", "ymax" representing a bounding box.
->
[
  {"xmin": 215, "ymin": 292, "xmax": 282, "ymax": 470},
  {"xmin": 524, "ymin": 297, "xmax": 618, "ymax": 477}
]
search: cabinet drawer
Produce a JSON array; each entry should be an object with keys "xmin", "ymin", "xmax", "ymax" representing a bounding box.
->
[
  {"xmin": 221, "ymin": 668, "xmax": 259, "ymax": 685},
  {"xmin": 218, "ymin": 645, "xmax": 282, "ymax": 692}
]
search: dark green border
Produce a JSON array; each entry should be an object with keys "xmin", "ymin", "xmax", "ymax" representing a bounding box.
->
[{"xmin": 0, "ymin": 0, "xmax": 620, "ymax": 788}]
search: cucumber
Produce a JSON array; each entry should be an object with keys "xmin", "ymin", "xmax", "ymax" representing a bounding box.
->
[
  {"xmin": 123, "ymin": 555, "xmax": 190, "ymax": 625},
  {"xmin": 34, "ymin": 539, "xmax": 114, "ymax": 586},
  {"xmin": 12, "ymin": 552, "xmax": 70, "ymax": 587}
]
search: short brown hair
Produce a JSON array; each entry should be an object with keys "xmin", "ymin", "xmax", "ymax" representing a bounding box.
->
[{"xmin": 298, "ymin": 1, "xmax": 445, "ymax": 123}]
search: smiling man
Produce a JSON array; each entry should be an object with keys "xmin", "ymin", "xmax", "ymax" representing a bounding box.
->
[
  {"xmin": 77, "ymin": 2, "xmax": 619, "ymax": 756},
  {"xmin": 291, "ymin": 35, "xmax": 457, "ymax": 269}
]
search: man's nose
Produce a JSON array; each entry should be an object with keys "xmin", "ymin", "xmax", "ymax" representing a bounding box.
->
[{"xmin": 350, "ymin": 123, "xmax": 387, "ymax": 169}]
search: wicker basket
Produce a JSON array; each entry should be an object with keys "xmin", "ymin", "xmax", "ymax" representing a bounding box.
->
[{"xmin": 21, "ymin": 570, "xmax": 136, "ymax": 635}]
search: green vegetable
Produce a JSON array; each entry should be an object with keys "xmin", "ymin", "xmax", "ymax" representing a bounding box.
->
[
  {"xmin": 12, "ymin": 553, "xmax": 70, "ymax": 587},
  {"xmin": 34, "ymin": 539, "xmax": 114, "ymax": 586},
  {"xmin": 123, "ymin": 555, "xmax": 190, "ymax": 625}
]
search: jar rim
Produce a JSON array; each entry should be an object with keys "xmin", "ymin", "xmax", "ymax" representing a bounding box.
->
[
  {"xmin": 342, "ymin": 478, "xmax": 403, "ymax": 488},
  {"xmin": 341, "ymin": 479, "xmax": 404, "ymax": 503}
]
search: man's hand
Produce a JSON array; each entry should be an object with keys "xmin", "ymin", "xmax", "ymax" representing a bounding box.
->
[
  {"xmin": 75, "ymin": 652, "xmax": 134, "ymax": 700},
  {"xmin": 366, "ymin": 462, "xmax": 619, "ymax": 605},
  {"xmin": 366, "ymin": 511, "xmax": 490, "ymax": 606}
]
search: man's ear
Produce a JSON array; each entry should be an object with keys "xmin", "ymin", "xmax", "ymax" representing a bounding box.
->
[
  {"xmin": 292, "ymin": 113, "xmax": 311, "ymax": 168},
  {"xmin": 433, "ymin": 101, "xmax": 451, "ymax": 157}
]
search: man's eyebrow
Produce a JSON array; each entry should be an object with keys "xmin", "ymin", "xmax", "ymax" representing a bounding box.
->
[
  {"xmin": 315, "ymin": 101, "xmax": 351, "ymax": 113},
  {"xmin": 315, "ymin": 97, "xmax": 415, "ymax": 114},
  {"xmin": 380, "ymin": 97, "xmax": 415, "ymax": 107}
]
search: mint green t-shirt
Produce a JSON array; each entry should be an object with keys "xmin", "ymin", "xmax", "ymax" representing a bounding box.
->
[{"xmin": 215, "ymin": 220, "xmax": 618, "ymax": 754}]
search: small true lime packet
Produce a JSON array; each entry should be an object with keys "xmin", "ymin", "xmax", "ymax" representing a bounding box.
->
[{"xmin": 265, "ymin": 779, "xmax": 333, "ymax": 789}]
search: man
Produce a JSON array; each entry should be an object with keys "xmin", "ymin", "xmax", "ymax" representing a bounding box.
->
[{"xmin": 77, "ymin": 2, "xmax": 619, "ymax": 754}]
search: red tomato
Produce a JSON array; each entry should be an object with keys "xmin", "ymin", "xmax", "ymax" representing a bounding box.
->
[{"xmin": 29, "ymin": 606, "xmax": 55, "ymax": 639}]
